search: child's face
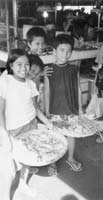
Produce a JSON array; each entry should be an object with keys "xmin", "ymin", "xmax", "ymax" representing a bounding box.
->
[
  {"xmin": 28, "ymin": 36, "xmax": 45, "ymax": 56},
  {"xmin": 54, "ymin": 43, "xmax": 72, "ymax": 65},
  {"xmin": 11, "ymin": 55, "xmax": 30, "ymax": 81},
  {"xmin": 29, "ymin": 64, "xmax": 41, "ymax": 81}
]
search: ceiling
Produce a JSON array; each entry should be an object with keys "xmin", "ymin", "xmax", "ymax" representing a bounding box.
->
[
  {"xmin": 0, "ymin": 0, "xmax": 102, "ymax": 7},
  {"xmin": 17, "ymin": 0, "xmax": 98, "ymax": 6}
]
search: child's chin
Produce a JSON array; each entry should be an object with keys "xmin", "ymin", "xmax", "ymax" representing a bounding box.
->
[{"xmin": 60, "ymin": 60, "xmax": 67, "ymax": 64}]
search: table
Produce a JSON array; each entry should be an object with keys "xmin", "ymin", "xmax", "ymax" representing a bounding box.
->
[{"xmin": 0, "ymin": 49, "xmax": 101, "ymax": 67}]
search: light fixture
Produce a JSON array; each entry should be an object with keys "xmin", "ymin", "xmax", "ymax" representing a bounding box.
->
[
  {"xmin": 56, "ymin": 2, "xmax": 62, "ymax": 11},
  {"xmin": 42, "ymin": 11, "xmax": 49, "ymax": 18}
]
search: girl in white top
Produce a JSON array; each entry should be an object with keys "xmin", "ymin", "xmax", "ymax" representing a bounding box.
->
[{"xmin": 0, "ymin": 49, "xmax": 52, "ymax": 200}]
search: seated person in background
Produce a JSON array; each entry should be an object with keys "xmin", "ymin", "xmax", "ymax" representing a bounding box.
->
[
  {"xmin": 83, "ymin": 15, "xmax": 97, "ymax": 41},
  {"xmin": 62, "ymin": 10, "xmax": 84, "ymax": 47},
  {"xmin": 78, "ymin": 7, "xmax": 86, "ymax": 16},
  {"xmin": 44, "ymin": 34, "xmax": 83, "ymax": 175},
  {"xmin": 62, "ymin": 10, "xmax": 74, "ymax": 33}
]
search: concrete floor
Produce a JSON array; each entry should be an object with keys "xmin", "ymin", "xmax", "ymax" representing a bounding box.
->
[{"xmin": 11, "ymin": 134, "xmax": 103, "ymax": 200}]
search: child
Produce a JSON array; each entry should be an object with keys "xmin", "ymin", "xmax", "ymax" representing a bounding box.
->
[
  {"xmin": 26, "ymin": 26, "xmax": 46, "ymax": 56},
  {"xmin": 45, "ymin": 34, "xmax": 82, "ymax": 174},
  {"xmin": 28, "ymin": 54, "xmax": 45, "ymax": 113},
  {"xmin": 0, "ymin": 49, "xmax": 53, "ymax": 199},
  {"xmin": 26, "ymin": 26, "xmax": 53, "ymax": 82},
  {"xmin": 28, "ymin": 54, "xmax": 44, "ymax": 90}
]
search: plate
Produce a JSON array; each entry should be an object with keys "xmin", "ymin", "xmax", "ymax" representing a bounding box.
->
[
  {"xmin": 50, "ymin": 115, "xmax": 103, "ymax": 138},
  {"xmin": 11, "ymin": 128, "xmax": 68, "ymax": 166}
]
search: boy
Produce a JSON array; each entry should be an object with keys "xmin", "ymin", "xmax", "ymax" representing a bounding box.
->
[
  {"xmin": 26, "ymin": 26, "xmax": 46, "ymax": 57},
  {"xmin": 45, "ymin": 34, "xmax": 82, "ymax": 174},
  {"xmin": 26, "ymin": 27, "xmax": 53, "ymax": 109}
]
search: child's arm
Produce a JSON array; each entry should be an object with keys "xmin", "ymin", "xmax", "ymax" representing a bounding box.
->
[
  {"xmin": 44, "ymin": 75, "xmax": 50, "ymax": 117},
  {"xmin": 0, "ymin": 97, "xmax": 6, "ymax": 128},
  {"xmin": 32, "ymin": 97, "xmax": 53, "ymax": 129},
  {"xmin": 0, "ymin": 97, "xmax": 12, "ymax": 151},
  {"xmin": 78, "ymin": 71, "xmax": 83, "ymax": 114}
]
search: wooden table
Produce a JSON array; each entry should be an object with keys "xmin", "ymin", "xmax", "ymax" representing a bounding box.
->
[{"xmin": 0, "ymin": 49, "xmax": 101, "ymax": 67}]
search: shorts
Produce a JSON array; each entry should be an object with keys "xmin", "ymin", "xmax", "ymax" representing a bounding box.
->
[{"xmin": 8, "ymin": 118, "xmax": 37, "ymax": 137}]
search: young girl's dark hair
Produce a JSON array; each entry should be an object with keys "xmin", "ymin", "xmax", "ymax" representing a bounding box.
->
[
  {"xmin": 28, "ymin": 54, "xmax": 44, "ymax": 71},
  {"xmin": 53, "ymin": 34, "xmax": 74, "ymax": 50},
  {"xmin": 26, "ymin": 27, "xmax": 47, "ymax": 44},
  {"xmin": 6, "ymin": 49, "xmax": 29, "ymax": 74}
]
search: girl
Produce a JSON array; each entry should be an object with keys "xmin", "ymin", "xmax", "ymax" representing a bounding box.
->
[
  {"xmin": 45, "ymin": 34, "xmax": 82, "ymax": 175},
  {"xmin": 0, "ymin": 49, "xmax": 53, "ymax": 199}
]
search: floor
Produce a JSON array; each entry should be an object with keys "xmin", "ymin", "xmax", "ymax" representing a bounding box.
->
[{"xmin": 11, "ymin": 134, "xmax": 103, "ymax": 200}]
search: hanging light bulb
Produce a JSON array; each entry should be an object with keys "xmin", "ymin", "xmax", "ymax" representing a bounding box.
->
[
  {"xmin": 42, "ymin": 11, "xmax": 49, "ymax": 18},
  {"xmin": 56, "ymin": 2, "xmax": 62, "ymax": 11}
]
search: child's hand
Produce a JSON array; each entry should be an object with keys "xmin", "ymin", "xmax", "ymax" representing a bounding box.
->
[
  {"xmin": 45, "ymin": 121, "xmax": 53, "ymax": 130},
  {"xmin": 92, "ymin": 64, "xmax": 102, "ymax": 72},
  {"xmin": 79, "ymin": 109, "xmax": 84, "ymax": 116},
  {"xmin": 44, "ymin": 66, "xmax": 53, "ymax": 76}
]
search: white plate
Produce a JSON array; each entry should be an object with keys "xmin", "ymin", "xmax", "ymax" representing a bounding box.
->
[
  {"xmin": 11, "ymin": 128, "xmax": 68, "ymax": 166},
  {"xmin": 50, "ymin": 115, "xmax": 103, "ymax": 138}
]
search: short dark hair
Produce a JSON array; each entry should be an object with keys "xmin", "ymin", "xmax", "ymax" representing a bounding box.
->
[
  {"xmin": 6, "ymin": 49, "xmax": 29, "ymax": 74},
  {"xmin": 28, "ymin": 54, "xmax": 44, "ymax": 71},
  {"xmin": 26, "ymin": 27, "xmax": 47, "ymax": 44},
  {"xmin": 53, "ymin": 34, "xmax": 74, "ymax": 50}
]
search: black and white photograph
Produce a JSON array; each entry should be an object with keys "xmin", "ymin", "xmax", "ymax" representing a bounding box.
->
[{"xmin": 0, "ymin": 0, "xmax": 103, "ymax": 200}]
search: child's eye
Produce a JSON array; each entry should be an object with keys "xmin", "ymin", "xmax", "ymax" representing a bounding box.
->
[
  {"xmin": 25, "ymin": 64, "xmax": 30, "ymax": 67},
  {"xmin": 18, "ymin": 64, "xmax": 22, "ymax": 67},
  {"xmin": 30, "ymin": 69, "xmax": 35, "ymax": 72}
]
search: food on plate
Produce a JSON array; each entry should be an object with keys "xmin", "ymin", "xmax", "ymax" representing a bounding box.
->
[
  {"xmin": 12, "ymin": 129, "xmax": 68, "ymax": 166},
  {"xmin": 50, "ymin": 115, "xmax": 103, "ymax": 138}
]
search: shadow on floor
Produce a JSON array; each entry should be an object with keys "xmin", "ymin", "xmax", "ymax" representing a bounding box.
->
[{"xmin": 61, "ymin": 194, "xmax": 79, "ymax": 200}]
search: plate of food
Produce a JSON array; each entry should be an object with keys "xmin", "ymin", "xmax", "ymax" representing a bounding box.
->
[
  {"xmin": 50, "ymin": 114, "xmax": 103, "ymax": 138},
  {"xmin": 11, "ymin": 128, "xmax": 68, "ymax": 166}
]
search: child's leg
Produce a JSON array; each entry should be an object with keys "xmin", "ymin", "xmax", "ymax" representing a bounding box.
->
[
  {"xmin": 66, "ymin": 137, "xmax": 82, "ymax": 171},
  {"xmin": 47, "ymin": 163, "xmax": 57, "ymax": 176},
  {"xmin": 0, "ymin": 150, "xmax": 16, "ymax": 200},
  {"xmin": 67, "ymin": 136, "xmax": 75, "ymax": 161},
  {"xmin": 18, "ymin": 165, "xmax": 37, "ymax": 197},
  {"xmin": 20, "ymin": 165, "xmax": 29, "ymax": 183}
]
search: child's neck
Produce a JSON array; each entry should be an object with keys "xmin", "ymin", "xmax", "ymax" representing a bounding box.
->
[
  {"xmin": 55, "ymin": 61, "xmax": 68, "ymax": 67},
  {"xmin": 29, "ymin": 50, "xmax": 38, "ymax": 56},
  {"xmin": 13, "ymin": 75, "xmax": 26, "ymax": 82}
]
